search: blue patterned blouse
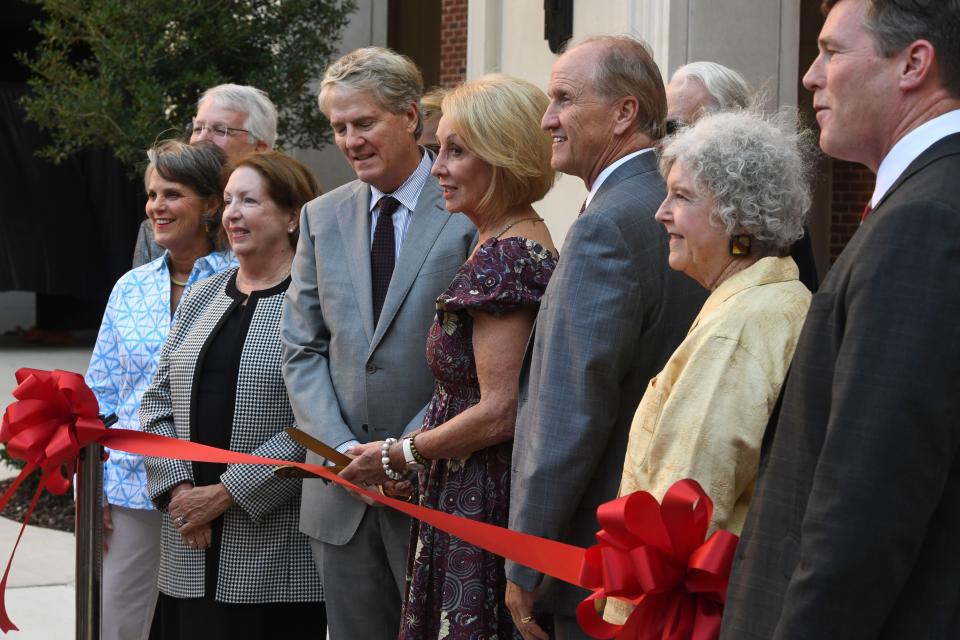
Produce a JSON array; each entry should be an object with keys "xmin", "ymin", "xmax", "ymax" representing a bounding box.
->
[{"xmin": 85, "ymin": 250, "xmax": 236, "ymax": 509}]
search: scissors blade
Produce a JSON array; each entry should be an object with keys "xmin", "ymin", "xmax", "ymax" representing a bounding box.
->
[
  {"xmin": 272, "ymin": 464, "xmax": 342, "ymax": 479},
  {"xmin": 285, "ymin": 427, "xmax": 354, "ymax": 468}
]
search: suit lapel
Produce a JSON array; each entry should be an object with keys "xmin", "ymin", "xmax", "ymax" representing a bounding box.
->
[
  {"xmin": 337, "ymin": 182, "xmax": 376, "ymax": 343},
  {"xmin": 370, "ymin": 178, "xmax": 447, "ymax": 351},
  {"xmin": 588, "ymin": 150, "xmax": 658, "ymax": 211},
  {"xmin": 873, "ymin": 132, "xmax": 960, "ymax": 212}
]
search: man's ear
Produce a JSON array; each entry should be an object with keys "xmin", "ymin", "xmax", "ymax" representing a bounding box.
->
[
  {"xmin": 899, "ymin": 39, "xmax": 936, "ymax": 92},
  {"xmin": 254, "ymin": 140, "xmax": 269, "ymax": 152},
  {"xmin": 405, "ymin": 101, "xmax": 420, "ymax": 134},
  {"xmin": 612, "ymin": 95, "xmax": 640, "ymax": 136}
]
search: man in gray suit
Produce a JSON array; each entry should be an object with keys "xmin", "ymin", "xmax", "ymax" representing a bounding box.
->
[
  {"xmin": 281, "ymin": 47, "xmax": 475, "ymax": 639},
  {"xmin": 505, "ymin": 36, "xmax": 706, "ymax": 639}
]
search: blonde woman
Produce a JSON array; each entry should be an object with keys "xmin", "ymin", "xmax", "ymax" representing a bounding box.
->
[{"xmin": 341, "ymin": 74, "xmax": 556, "ymax": 639}]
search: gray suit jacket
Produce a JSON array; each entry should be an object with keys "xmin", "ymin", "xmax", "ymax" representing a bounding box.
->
[
  {"xmin": 506, "ymin": 151, "xmax": 707, "ymax": 613},
  {"xmin": 719, "ymin": 133, "xmax": 960, "ymax": 640},
  {"xmin": 282, "ymin": 174, "xmax": 475, "ymax": 545}
]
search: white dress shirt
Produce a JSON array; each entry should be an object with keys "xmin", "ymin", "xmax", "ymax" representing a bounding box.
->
[
  {"xmin": 872, "ymin": 109, "xmax": 960, "ymax": 208},
  {"xmin": 584, "ymin": 148, "xmax": 655, "ymax": 209},
  {"xmin": 369, "ymin": 151, "xmax": 433, "ymax": 260}
]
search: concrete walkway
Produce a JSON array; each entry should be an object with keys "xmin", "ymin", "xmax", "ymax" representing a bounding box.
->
[{"xmin": 1, "ymin": 344, "xmax": 92, "ymax": 638}]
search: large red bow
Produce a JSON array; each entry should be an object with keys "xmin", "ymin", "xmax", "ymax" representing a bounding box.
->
[
  {"xmin": 0, "ymin": 368, "xmax": 107, "ymax": 632},
  {"xmin": 576, "ymin": 479, "xmax": 739, "ymax": 640}
]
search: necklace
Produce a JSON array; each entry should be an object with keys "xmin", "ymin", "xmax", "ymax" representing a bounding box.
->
[
  {"xmin": 494, "ymin": 216, "xmax": 544, "ymax": 239},
  {"xmin": 170, "ymin": 276, "xmax": 188, "ymax": 287}
]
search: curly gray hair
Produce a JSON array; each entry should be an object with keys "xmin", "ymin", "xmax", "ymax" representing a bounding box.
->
[{"xmin": 659, "ymin": 110, "xmax": 812, "ymax": 252}]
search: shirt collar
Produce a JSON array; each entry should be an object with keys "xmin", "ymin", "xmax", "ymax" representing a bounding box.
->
[
  {"xmin": 872, "ymin": 108, "xmax": 960, "ymax": 208},
  {"xmin": 585, "ymin": 148, "xmax": 653, "ymax": 208},
  {"xmin": 156, "ymin": 249, "xmax": 236, "ymax": 279},
  {"xmin": 691, "ymin": 256, "xmax": 800, "ymax": 331},
  {"xmin": 369, "ymin": 151, "xmax": 432, "ymax": 213}
]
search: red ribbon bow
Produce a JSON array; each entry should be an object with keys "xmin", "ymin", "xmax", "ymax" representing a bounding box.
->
[
  {"xmin": 576, "ymin": 479, "xmax": 739, "ymax": 640},
  {"xmin": 1, "ymin": 368, "xmax": 105, "ymax": 494},
  {"xmin": 0, "ymin": 368, "xmax": 106, "ymax": 632}
]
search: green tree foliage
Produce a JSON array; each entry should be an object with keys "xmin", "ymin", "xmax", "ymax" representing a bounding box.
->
[{"xmin": 17, "ymin": 0, "xmax": 356, "ymax": 168}]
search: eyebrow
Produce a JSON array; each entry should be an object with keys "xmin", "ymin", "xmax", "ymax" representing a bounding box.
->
[{"xmin": 818, "ymin": 35, "xmax": 840, "ymax": 50}]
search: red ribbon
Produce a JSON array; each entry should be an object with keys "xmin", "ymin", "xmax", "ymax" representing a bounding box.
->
[
  {"xmin": 0, "ymin": 369, "xmax": 106, "ymax": 631},
  {"xmin": 0, "ymin": 369, "xmax": 738, "ymax": 639},
  {"xmin": 576, "ymin": 480, "xmax": 739, "ymax": 640}
]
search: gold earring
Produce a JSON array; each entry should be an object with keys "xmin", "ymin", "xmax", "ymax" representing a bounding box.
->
[{"xmin": 729, "ymin": 234, "xmax": 751, "ymax": 256}]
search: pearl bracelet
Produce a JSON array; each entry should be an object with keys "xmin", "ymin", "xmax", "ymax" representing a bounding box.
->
[{"xmin": 381, "ymin": 438, "xmax": 404, "ymax": 481}]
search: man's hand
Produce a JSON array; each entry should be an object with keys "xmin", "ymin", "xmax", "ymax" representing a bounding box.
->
[
  {"xmin": 339, "ymin": 441, "xmax": 391, "ymax": 486},
  {"xmin": 382, "ymin": 479, "xmax": 414, "ymax": 499},
  {"xmin": 169, "ymin": 483, "xmax": 234, "ymax": 536},
  {"xmin": 506, "ymin": 581, "xmax": 548, "ymax": 640}
]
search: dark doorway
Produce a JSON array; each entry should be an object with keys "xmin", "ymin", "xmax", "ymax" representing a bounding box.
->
[{"xmin": 388, "ymin": 0, "xmax": 442, "ymax": 89}]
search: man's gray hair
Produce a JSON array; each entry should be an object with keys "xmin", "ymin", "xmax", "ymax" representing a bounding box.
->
[
  {"xmin": 660, "ymin": 110, "xmax": 812, "ymax": 252},
  {"xmin": 318, "ymin": 46, "xmax": 424, "ymax": 139},
  {"xmin": 198, "ymin": 84, "xmax": 278, "ymax": 148},
  {"xmin": 672, "ymin": 61, "xmax": 751, "ymax": 113}
]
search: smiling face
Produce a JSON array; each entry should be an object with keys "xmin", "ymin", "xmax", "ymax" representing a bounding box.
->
[
  {"xmin": 146, "ymin": 171, "xmax": 214, "ymax": 258},
  {"xmin": 802, "ymin": 0, "xmax": 900, "ymax": 169},
  {"xmin": 222, "ymin": 166, "xmax": 296, "ymax": 259},
  {"xmin": 325, "ymin": 86, "xmax": 422, "ymax": 192},
  {"xmin": 430, "ymin": 115, "xmax": 494, "ymax": 218},
  {"xmin": 655, "ymin": 163, "xmax": 731, "ymax": 289},
  {"xmin": 541, "ymin": 43, "xmax": 620, "ymax": 186}
]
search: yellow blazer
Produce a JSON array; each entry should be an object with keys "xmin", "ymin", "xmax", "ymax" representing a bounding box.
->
[{"xmin": 606, "ymin": 256, "xmax": 810, "ymax": 625}]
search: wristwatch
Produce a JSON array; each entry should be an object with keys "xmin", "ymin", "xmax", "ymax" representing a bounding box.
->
[{"xmin": 402, "ymin": 437, "xmax": 425, "ymax": 472}]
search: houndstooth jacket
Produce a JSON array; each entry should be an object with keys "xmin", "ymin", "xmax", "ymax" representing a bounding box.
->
[{"xmin": 140, "ymin": 267, "xmax": 322, "ymax": 604}]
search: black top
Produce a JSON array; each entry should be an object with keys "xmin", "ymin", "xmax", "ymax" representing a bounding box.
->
[{"xmin": 192, "ymin": 271, "xmax": 291, "ymax": 597}]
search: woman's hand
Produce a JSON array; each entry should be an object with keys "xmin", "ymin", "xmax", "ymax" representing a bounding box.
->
[
  {"xmin": 179, "ymin": 522, "xmax": 213, "ymax": 550},
  {"xmin": 169, "ymin": 483, "xmax": 234, "ymax": 536}
]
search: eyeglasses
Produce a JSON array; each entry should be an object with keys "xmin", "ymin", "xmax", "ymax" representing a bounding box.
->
[
  {"xmin": 185, "ymin": 121, "xmax": 250, "ymax": 139},
  {"xmin": 423, "ymin": 143, "xmax": 440, "ymax": 155}
]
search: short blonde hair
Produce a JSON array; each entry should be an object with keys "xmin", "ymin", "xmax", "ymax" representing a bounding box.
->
[
  {"xmin": 442, "ymin": 74, "xmax": 555, "ymax": 213},
  {"xmin": 420, "ymin": 87, "xmax": 449, "ymax": 121}
]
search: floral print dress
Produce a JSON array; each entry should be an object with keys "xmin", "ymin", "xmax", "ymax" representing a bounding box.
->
[{"xmin": 398, "ymin": 235, "xmax": 557, "ymax": 640}]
